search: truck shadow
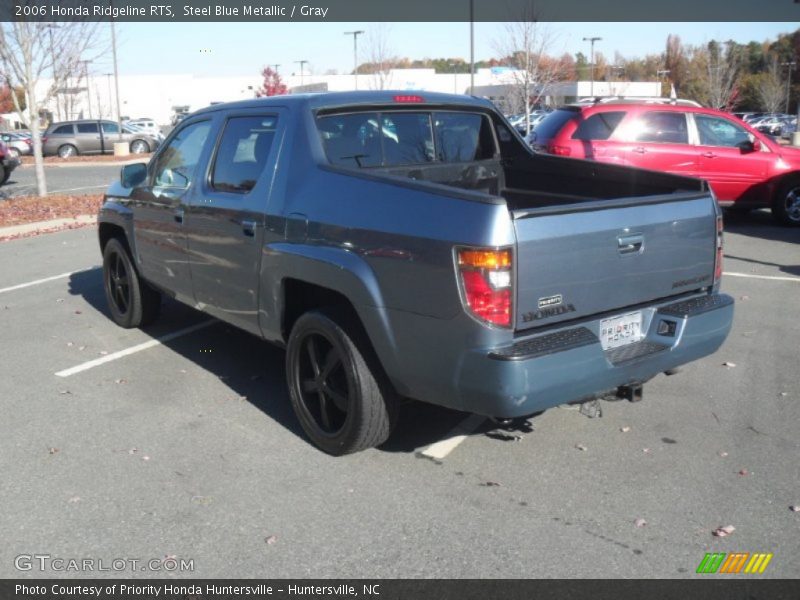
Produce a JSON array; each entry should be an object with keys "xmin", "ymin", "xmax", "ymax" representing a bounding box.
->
[{"xmin": 68, "ymin": 268, "xmax": 485, "ymax": 455}]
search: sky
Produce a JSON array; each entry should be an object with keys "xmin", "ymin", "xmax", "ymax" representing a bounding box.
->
[{"xmin": 85, "ymin": 22, "xmax": 797, "ymax": 79}]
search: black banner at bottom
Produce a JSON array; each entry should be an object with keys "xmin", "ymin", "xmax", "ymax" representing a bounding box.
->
[{"xmin": 2, "ymin": 580, "xmax": 800, "ymax": 600}]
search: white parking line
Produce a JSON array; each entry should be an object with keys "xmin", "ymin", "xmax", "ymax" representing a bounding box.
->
[
  {"xmin": 55, "ymin": 320, "xmax": 216, "ymax": 377},
  {"xmin": 418, "ymin": 414, "xmax": 486, "ymax": 460},
  {"xmin": 724, "ymin": 271, "xmax": 800, "ymax": 283},
  {"xmin": 0, "ymin": 267, "xmax": 97, "ymax": 295},
  {"xmin": 48, "ymin": 185, "xmax": 109, "ymax": 195}
]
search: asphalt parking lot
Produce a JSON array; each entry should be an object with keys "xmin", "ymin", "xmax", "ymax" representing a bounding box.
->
[
  {"xmin": 0, "ymin": 164, "xmax": 129, "ymax": 200},
  {"xmin": 0, "ymin": 211, "xmax": 798, "ymax": 579}
]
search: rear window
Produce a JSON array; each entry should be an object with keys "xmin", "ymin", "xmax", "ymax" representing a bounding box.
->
[
  {"xmin": 571, "ymin": 111, "xmax": 626, "ymax": 141},
  {"xmin": 318, "ymin": 110, "xmax": 495, "ymax": 168},
  {"xmin": 529, "ymin": 109, "xmax": 578, "ymax": 141}
]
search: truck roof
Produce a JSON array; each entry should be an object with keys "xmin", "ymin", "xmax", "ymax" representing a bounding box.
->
[{"xmin": 191, "ymin": 90, "xmax": 495, "ymax": 116}]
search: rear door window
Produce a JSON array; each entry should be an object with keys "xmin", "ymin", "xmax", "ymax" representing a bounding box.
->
[
  {"xmin": 76, "ymin": 123, "xmax": 98, "ymax": 134},
  {"xmin": 571, "ymin": 111, "xmax": 626, "ymax": 141},
  {"xmin": 631, "ymin": 111, "xmax": 689, "ymax": 144},
  {"xmin": 52, "ymin": 125, "xmax": 74, "ymax": 135},
  {"xmin": 101, "ymin": 122, "xmax": 119, "ymax": 134},
  {"xmin": 210, "ymin": 115, "xmax": 278, "ymax": 193}
]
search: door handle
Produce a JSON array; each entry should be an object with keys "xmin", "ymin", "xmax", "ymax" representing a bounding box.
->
[
  {"xmin": 618, "ymin": 233, "xmax": 644, "ymax": 255},
  {"xmin": 632, "ymin": 147, "xmax": 646, "ymax": 154},
  {"xmin": 242, "ymin": 220, "xmax": 257, "ymax": 237},
  {"xmin": 701, "ymin": 152, "xmax": 717, "ymax": 158},
  {"xmin": 173, "ymin": 209, "xmax": 184, "ymax": 224}
]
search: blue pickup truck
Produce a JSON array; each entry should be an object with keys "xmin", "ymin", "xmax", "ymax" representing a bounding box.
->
[{"xmin": 98, "ymin": 91, "xmax": 734, "ymax": 454}]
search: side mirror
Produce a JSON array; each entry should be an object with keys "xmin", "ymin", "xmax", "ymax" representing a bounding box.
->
[
  {"xmin": 121, "ymin": 162, "xmax": 147, "ymax": 188},
  {"xmin": 737, "ymin": 138, "xmax": 760, "ymax": 153}
]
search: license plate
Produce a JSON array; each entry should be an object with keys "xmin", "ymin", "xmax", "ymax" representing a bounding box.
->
[{"xmin": 599, "ymin": 312, "xmax": 643, "ymax": 350}]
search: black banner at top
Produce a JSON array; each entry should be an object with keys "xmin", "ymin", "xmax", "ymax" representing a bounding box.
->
[{"xmin": 1, "ymin": 0, "xmax": 799, "ymax": 22}]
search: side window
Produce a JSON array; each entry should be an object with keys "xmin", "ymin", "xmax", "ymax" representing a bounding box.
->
[
  {"xmin": 152, "ymin": 120, "xmax": 212, "ymax": 189},
  {"xmin": 211, "ymin": 115, "xmax": 278, "ymax": 193},
  {"xmin": 102, "ymin": 122, "xmax": 119, "ymax": 134},
  {"xmin": 433, "ymin": 112, "xmax": 496, "ymax": 162},
  {"xmin": 632, "ymin": 112, "xmax": 688, "ymax": 144},
  {"xmin": 52, "ymin": 125, "xmax": 73, "ymax": 135},
  {"xmin": 572, "ymin": 111, "xmax": 626, "ymax": 141},
  {"xmin": 695, "ymin": 115, "xmax": 752, "ymax": 148},
  {"xmin": 318, "ymin": 112, "xmax": 382, "ymax": 167},
  {"xmin": 76, "ymin": 123, "xmax": 98, "ymax": 134},
  {"xmin": 381, "ymin": 113, "xmax": 434, "ymax": 166}
]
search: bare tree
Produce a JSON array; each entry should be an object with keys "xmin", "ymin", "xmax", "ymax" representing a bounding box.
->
[
  {"xmin": 363, "ymin": 25, "xmax": 394, "ymax": 90},
  {"xmin": 493, "ymin": 5, "xmax": 565, "ymax": 134},
  {"xmin": 759, "ymin": 55, "xmax": 786, "ymax": 114},
  {"xmin": 703, "ymin": 41, "xmax": 741, "ymax": 110},
  {"xmin": 0, "ymin": 20, "xmax": 99, "ymax": 195}
]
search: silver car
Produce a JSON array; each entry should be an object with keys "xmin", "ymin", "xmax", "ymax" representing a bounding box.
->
[
  {"xmin": 0, "ymin": 132, "xmax": 32, "ymax": 158},
  {"xmin": 42, "ymin": 120, "xmax": 160, "ymax": 158}
]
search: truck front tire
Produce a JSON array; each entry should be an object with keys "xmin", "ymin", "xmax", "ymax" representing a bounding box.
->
[
  {"xmin": 102, "ymin": 237, "xmax": 161, "ymax": 328},
  {"xmin": 286, "ymin": 310, "xmax": 397, "ymax": 455}
]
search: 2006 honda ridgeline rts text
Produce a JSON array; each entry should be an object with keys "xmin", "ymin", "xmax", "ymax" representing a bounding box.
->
[{"xmin": 98, "ymin": 91, "xmax": 734, "ymax": 455}]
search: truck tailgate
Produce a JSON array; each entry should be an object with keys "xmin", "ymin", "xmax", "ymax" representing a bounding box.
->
[{"xmin": 512, "ymin": 193, "xmax": 716, "ymax": 331}]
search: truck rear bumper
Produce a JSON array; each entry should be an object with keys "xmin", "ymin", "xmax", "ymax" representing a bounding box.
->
[{"xmin": 454, "ymin": 293, "xmax": 734, "ymax": 418}]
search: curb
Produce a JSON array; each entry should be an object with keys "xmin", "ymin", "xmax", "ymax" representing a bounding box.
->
[{"xmin": 0, "ymin": 215, "xmax": 96, "ymax": 241}]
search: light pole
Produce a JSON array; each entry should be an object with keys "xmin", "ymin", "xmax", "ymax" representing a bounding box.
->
[
  {"xmin": 582, "ymin": 36, "xmax": 602, "ymax": 98},
  {"xmin": 270, "ymin": 64, "xmax": 280, "ymax": 74},
  {"xmin": 295, "ymin": 60, "xmax": 308, "ymax": 87},
  {"xmin": 781, "ymin": 61, "xmax": 796, "ymax": 114},
  {"xmin": 104, "ymin": 73, "xmax": 112, "ymax": 118},
  {"xmin": 469, "ymin": 0, "xmax": 475, "ymax": 95},
  {"xmin": 110, "ymin": 8, "xmax": 123, "ymax": 141},
  {"xmin": 344, "ymin": 31, "xmax": 364, "ymax": 90}
]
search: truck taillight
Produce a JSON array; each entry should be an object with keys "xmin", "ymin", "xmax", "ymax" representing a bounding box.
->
[
  {"xmin": 547, "ymin": 144, "xmax": 571, "ymax": 156},
  {"xmin": 456, "ymin": 247, "xmax": 513, "ymax": 328},
  {"xmin": 714, "ymin": 214, "xmax": 724, "ymax": 285}
]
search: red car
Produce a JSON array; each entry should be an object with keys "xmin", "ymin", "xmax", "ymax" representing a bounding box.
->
[{"xmin": 529, "ymin": 100, "xmax": 800, "ymax": 226}]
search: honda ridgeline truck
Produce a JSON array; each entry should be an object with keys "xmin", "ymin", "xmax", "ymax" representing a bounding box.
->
[{"xmin": 98, "ymin": 91, "xmax": 734, "ymax": 455}]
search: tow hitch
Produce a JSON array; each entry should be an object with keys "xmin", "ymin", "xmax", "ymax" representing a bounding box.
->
[{"xmin": 617, "ymin": 384, "xmax": 644, "ymax": 402}]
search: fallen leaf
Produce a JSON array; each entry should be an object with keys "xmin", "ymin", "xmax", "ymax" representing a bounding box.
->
[
  {"xmin": 74, "ymin": 310, "xmax": 82, "ymax": 315},
  {"xmin": 264, "ymin": 535, "xmax": 278, "ymax": 545},
  {"xmin": 722, "ymin": 361, "xmax": 736, "ymax": 368},
  {"xmin": 712, "ymin": 525, "xmax": 735, "ymax": 537},
  {"xmin": 790, "ymin": 506, "xmax": 799, "ymax": 512},
  {"xmin": 574, "ymin": 443, "xmax": 588, "ymax": 452},
  {"xmin": 114, "ymin": 378, "xmax": 127, "ymax": 384},
  {"xmin": 739, "ymin": 295, "xmax": 750, "ymax": 301},
  {"xmin": 480, "ymin": 481, "xmax": 502, "ymax": 487},
  {"xmin": 142, "ymin": 456, "xmax": 150, "ymax": 461},
  {"xmin": 179, "ymin": 369, "xmax": 187, "ymax": 374},
  {"xmin": 58, "ymin": 389, "xmax": 71, "ymax": 395},
  {"xmin": 634, "ymin": 518, "xmax": 647, "ymax": 528},
  {"xmin": 99, "ymin": 350, "xmax": 108, "ymax": 355},
  {"xmin": 738, "ymin": 469, "xmax": 749, "ymax": 476},
  {"xmin": 66, "ymin": 342, "xmax": 74, "ymax": 347},
  {"xmin": 642, "ymin": 448, "xmax": 651, "ymax": 454},
  {"xmin": 128, "ymin": 448, "xmax": 138, "ymax": 455},
  {"xmin": 68, "ymin": 496, "xmax": 81, "ymax": 503},
  {"xmin": 48, "ymin": 447, "xmax": 59, "ymax": 455},
  {"xmin": 56, "ymin": 298, "xmax": 64, "ymax": 303},
  {"xmin": 78, "ymin": 346, "xmax": 85, "ymax": 351},
  {"xmin": 191, "ymin": 495, "xmax": 213, "ymax": 505},
  {"xmin": 718, "ymin": 451, "xmax": 729, "ymax": 458},
  {"xmin": 620, "ymin": 426, "xmax": 631, "ymax": 433},
  {"xmin": 779, "ymin": 392, "xmax": 788, "ymax": 397}
]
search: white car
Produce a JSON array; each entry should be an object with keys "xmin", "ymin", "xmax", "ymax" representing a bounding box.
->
[{"xmin": 124, "ymin": 119, "xmax": 160, "ymax": 136}]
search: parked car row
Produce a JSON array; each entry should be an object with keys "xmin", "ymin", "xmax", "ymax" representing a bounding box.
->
[
  {"xmin": 526, "ymin": 100, "xmax": 800, "ymax": 225},
  {"xmin": 734, "ymin": 112, "xmax": 798, "ymax": 139},
  {"xmin": 0, "ymin": 131, "xmax": 33, "ymax": 158}
]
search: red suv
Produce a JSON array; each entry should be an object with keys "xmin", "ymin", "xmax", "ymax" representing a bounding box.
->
[{"xmin": 528, "ymin": 100, "xmax": 800, "ymax": 226}]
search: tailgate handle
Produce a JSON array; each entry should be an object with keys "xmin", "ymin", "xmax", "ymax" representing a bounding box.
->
[{"xmin": 618, "ymin": 233, "xmax": 644, "ymax": 255}]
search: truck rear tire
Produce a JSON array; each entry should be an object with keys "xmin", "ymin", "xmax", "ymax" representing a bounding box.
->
[
  {"xmin": 102, "ymin": 237, "xmax": 161, "ymax": 328},
  {"xmin": 286, "ymin": 310, "xmax": 397, "ymax": 455}
]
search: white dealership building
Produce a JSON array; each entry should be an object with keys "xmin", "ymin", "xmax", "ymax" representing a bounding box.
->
[{"xmin": 2, "ymin": 68, "xmax": 662, "ymax": 129}]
